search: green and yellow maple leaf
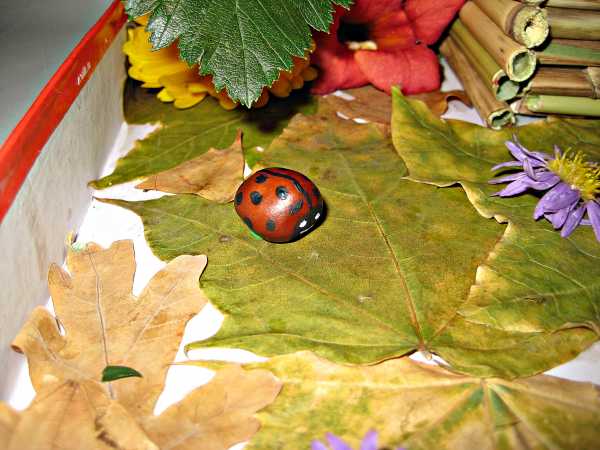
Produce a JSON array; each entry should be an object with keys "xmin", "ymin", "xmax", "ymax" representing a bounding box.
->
[
  {"xmin": 102, "ymin": 98, "xmax": 596, "ymax": 378},
  {"xmin": 245, "ymin": 352, "xmax": 600, "ymax": 450},
  {"xmin": 391, "ymin": 88, "xmax": 600, "ymax": 375}
]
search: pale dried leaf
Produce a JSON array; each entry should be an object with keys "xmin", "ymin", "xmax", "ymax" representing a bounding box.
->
[
  {"xmin": 136, "ymin": 130, "xmax": 245, "ymax": 203},
  {"xmin": 0, "ymin": 402, "xmax": 19, "ymax": 449},
  {"xmin": 97, "ymin": 402, "xmax": 159, "ymax": 450},
  {"xmin": 5, "ymin": 380, "xmax": 110, "ymax": 450},
  {"xmin": 5, "ymin": 239, "xmax": 280, "ymax": 449},
  {"xmin": 12, "ymin": 240, "xmax": 208, "ymax": 416},
  {"xmin": 409, "ymin": 89, "xmax": 472, "ymax": 116},
  {"xmin": 142, "ymin": 365, "xmax": 282, "ymax": 450},
  {"xmin": 323, "ymin": 86, "xmax": 470, "ymax": 126},
  {"xmin": 323, "ymin": 86, "xmax": 392, "ymax": 125}
]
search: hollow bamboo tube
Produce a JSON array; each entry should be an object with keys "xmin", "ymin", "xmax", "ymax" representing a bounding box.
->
[
  {"xmin": 473, "ymin": 0, "xmax": 549, "ymax": 48},
  {"xmin": 528, "ymin": 67, "xmax": 596, "ymax": 97},
  {"xmin": 537, "ymin": 38, "xmax": 600, "ymax": 66},
  {"xmin": 441, "ymin": 37, "xmax": 515, "ymax": 129},
  {"xmin": 524, "ymin": 94, "xmax": 600, "ymax": 116},
  {"xmin": 546, "ymin": 7, "xmax": 600, "ymax": 40},
  {"xmin": 460, "ymin": 2, "xmax": 537, "ymax": 81},
  {"xmin": 450, "ymin": 20, "xmax": 521, "ymax": 100},
  {"xmin": 546, "ymin": 0, "xmax": 600, "ymax": 10},
  {"xmin": 587, "ymin": 67, "xmax": 600, "ymax": 96}
]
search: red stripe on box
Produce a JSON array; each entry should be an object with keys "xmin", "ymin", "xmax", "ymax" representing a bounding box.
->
[{"xmin": 0, "ymin": 0, "xmax": 127, "ymax": 223}]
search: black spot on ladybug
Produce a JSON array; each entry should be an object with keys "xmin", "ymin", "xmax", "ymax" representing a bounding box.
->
[
  {"xmin": 244, "ymin": 217, "xmax": 253, "ymax": 230},
  {"xmin": 256, "ymin": 174, "xmax": 268, "ymax": 183},
  {"xmin": 266, "ymin": 219, "xmax": 276, "ymax": 231},
  {"xmin": 313, "ymin": 187, "xmax": 321, "ymax": 199},
  {"xmin": 276, "ymin": 186, "xmax": 289, "ymax": 200},
  {"xmin": 290, "ymin": 199, "xmax": 303, "ymax": 215},
  {"xmin": 250, "ymin": 191, "xmax": 262, "ymax": 205},
  {"xmin": 235, "ymin": 191, "xmax": 243, "ymax": 205}
]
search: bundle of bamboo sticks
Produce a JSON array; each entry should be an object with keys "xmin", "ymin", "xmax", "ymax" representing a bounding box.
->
[{"xmin": 441, "ymin": 0, "xmax": 600, "ymax": 128}]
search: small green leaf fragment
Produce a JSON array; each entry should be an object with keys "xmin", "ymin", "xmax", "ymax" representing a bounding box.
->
[{"xmin": 101, "ymin": 365, "xmax": 143, "ymax": 382}]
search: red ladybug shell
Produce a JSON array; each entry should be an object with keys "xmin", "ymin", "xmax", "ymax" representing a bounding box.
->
[{"xmin": 234, "ymin": 168, "xmax": 324, "ymax": 243}]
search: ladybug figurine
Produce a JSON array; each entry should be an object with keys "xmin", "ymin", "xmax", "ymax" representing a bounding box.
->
[{"xmin": 234, "ymin": 168, "xmax": 324, "ymax": 243}]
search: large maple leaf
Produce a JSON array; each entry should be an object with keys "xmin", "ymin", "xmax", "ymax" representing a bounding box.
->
[
  {"xmin": 103, "ymin": 97, "xmax": 597, "ymax": 378},
  {"xmin": 246, "ymin": 352, "xmax": 600, "ymax": 449}
]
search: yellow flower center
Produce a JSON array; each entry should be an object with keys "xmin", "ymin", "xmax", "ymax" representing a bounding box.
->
[{"xmin": 547, "ymin": 150, "xmax": 600, "ymax": 202}]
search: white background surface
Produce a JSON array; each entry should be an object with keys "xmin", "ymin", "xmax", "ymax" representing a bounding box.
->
[{"xmin": 5, "ymin": 62, "xmax": 600, "ymax": 447}]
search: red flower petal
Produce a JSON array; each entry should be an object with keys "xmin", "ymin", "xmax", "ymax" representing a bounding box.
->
[
  {"xmin": 370, "ymin": 9, "xmax": 416, "ymax": 50},
  {"xmin": 354, "ymin": 45, "xmax": 441, "ymax": 94},
  {"xmin": 311, "ymin": 8, "xmax": 369, "ymax": 94},
  {"xmin": 344, "ymin": 0, "xmax": 403, "ymax": 24},
  {"xmin": 405, "ymin": 0, "xmax": 465, "ymax": 45}
]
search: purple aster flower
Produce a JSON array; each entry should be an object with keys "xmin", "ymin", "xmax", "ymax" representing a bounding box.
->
[
  {"xmin": 490, "ymin": 137, "xmax": 600, "ymax": 242},
  {"xmin": 311, "ymin": 430, "xmax": 406, "ymax": 450}
]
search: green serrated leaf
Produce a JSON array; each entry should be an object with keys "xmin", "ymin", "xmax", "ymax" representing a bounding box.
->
[
  {"xmin": 124, "ymin": 0, "xmax": 351, "ymax": 106},
  {"xmin": 101, "ymin": 365, "xmax": 143, "ymax": 382},
  {"xmin": 100, "ymin": 98, "xmax": 596, "ymax": 378},
  {"xmin": 391, "ymin": 88, "xmax": 600, "ymax": 375},
  {"xmin": 246, "ymin": 352, "xmax": 600, "ymax": 450},
  {"xmin": 91, "ymin": 80, "xmax": 315, "ymax": 189}
]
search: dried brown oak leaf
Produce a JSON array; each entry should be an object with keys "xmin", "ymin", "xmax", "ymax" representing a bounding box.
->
[
  {"xmin": 136, "ymin": 130, "xmax": 245, "ymax": 203},
  {"xmin": 323, "ymin": 86, "xmax": 470, "ymax": 126},
  {"xmin": 2, "ymin": 240, "xmax": 281, "ymax": 449}
]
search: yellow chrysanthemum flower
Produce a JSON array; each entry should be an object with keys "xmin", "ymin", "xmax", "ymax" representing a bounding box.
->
[{"xmin": 123, "ymin": 23, "xmax": 318, "ymax": 110}]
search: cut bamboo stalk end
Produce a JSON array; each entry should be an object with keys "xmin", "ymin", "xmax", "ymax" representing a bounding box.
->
[
  {"xmin": 587, "ymin": 67, "xmax": 600, "ymax": 97},
  {"xmin": 546, "ymin": 0, "xmax": 600, "ymax": 11},
  {"xmin": 546, "ymin": 7, "xmax": 600, "ymax": 40},
  {"xmin": 537, "ymin": 38, "xmax": 600, "ymax": 66},
  {"xmin": 450, "ymin": 20, "xmax": 521, "ymax": 101},
  {"xmin": 528, "ymin": 67, "xmax": 597, "ymax": 97},
  {"xmin": 525, "ymin": 94, "xmax": 600, "ymax": 116},
  {"xmin": 441, "ymin": 37, "xmax": 515, "ymax": 129},
  {"xmin": 474, "ymin": 0, "xmax": 549, "ymax": 48},
  {"xmin": 460, "ymin": 2, "xmax": 537, "ymax": 81}
]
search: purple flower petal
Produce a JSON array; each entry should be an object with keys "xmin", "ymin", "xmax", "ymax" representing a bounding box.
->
[
  {"xmin": 526, "ymin": 174, "xmax": 560, "ymax": 191},
  {"xmin": 489, "ymin": 172, "xmax": 526, "ymax": 185},
  {"xmin": 587, "ymin": 200, "xmax": 600, "ymax": 242},
  {"xmin": 536, "ymin": 171, "xmax": 560, "ymax": 182},
  {"xmin": 326, "ymin": 433, "xmax": 353, "ymax": 450},
  {"xmin": 505, "ymin": 139, "xmax": 528, "ymax": 161},
  {"xmin": 491, "ymin": 160, "xmax": 523, "ymax": 172},
  {"xmin": 560, "ymin": 205, "xmax": 585, "ymax": 237},
  {"xmin": 581, "ymin": 219, "xmax": 592, "ymax": 226},
  {"xmin": 496, "ymin": 173, "xmax": 560, "ymax": 197},
  {"xmin": 360, "ymin": 430, "xmax": 378, "ymax": 450},
  {"xmin": 523, "ymin": 158, "xmax": 536, "ymax": 179},
  {"xmin": 534, "ymin": 182, "xmax": 580, "ymax": 219},
  {"xmin": 545, "ymin": 204, "xmax": 573, "ymax": 229},
  {"xmin": 507, "ymin": 138, "xmax": 552, "ymax": 164},
  {"xmin": 561, "ymin": 203, "xmax": 586, "ymax": 237},
  {"xmin": 312, "ymin": 441, "xmax": 330, "ymax": 450},
  {"xmin": 496, "ymin": 178, "xmax": 532, "ymax": 197}
]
